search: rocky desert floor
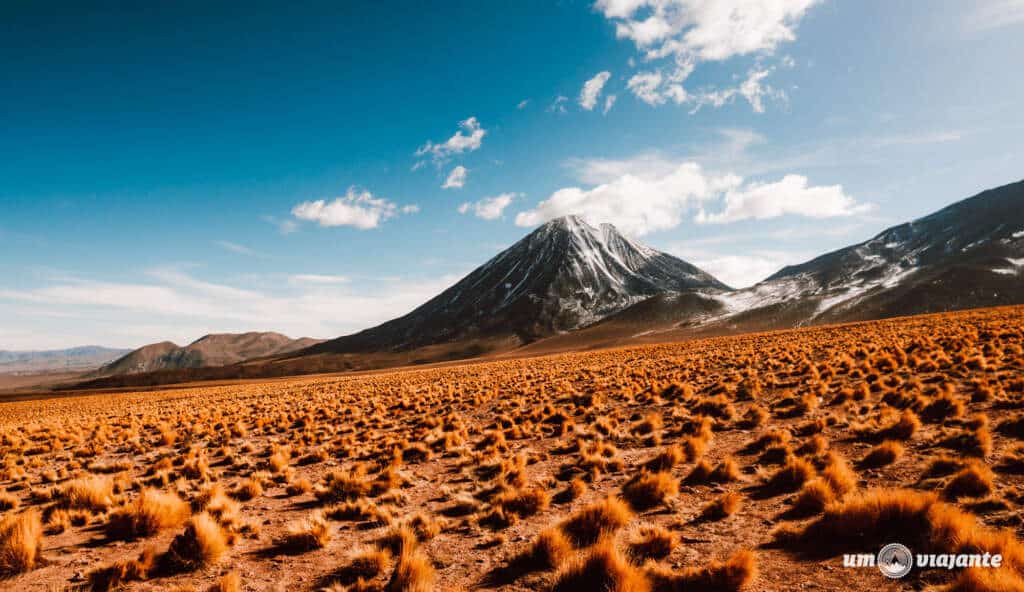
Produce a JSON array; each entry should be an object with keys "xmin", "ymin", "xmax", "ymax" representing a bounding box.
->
[{"xmin": 1, "ymin": 306, "xmax": 1024, "ymax": 591}]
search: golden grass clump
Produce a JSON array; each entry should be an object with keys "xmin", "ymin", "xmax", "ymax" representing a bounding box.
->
[
  {"xmin": 163, "ymin": 512, "xmax": 228, "ymax": 572},
  {"xmin": 524, "ymin": 528, "xmax": 573, "ymax": 571},
  {"xmin": 231, "ymin": 477, "xmax": 264, "ymax": 501},
  {"xmin": 0, "ymin": 509, "xmax": 42, "ymax": 576},
  {"xmin": 107, "ymin": 488, "xmax": 190, "ymax": 540},
  {"xmin": 0, "ymin": 491, "xmax": 20, "ymax": 512},
  {"xmin": 621, "ymin": 471, "xmax": 678, "ymax": 510},
  {"xmin": 552, "ymin": 538, "xmax": 650, "ymax": 592},
  {"xmin": 387, "ymin": 545, "xmax": 436, "ymax": 592},
  {"xmin": 277, "ymin": 510, "xmax": 332, "ymax": 552},
  {"xmin": 764, "ymin": 456, "xmax": 815, "ymax": 494},
  {"xmin": 646, "ymin": 549, "xmax": 756, "ymax": 592},
  {"xmin": 942, "ymin": 462, "xmax": 995, "ymax": 500},
  {"xmin": 560, "ymin": 496, "xmax": 633, "ymax": 547},
  {"xmin": 336, "ymin": 545, "xmax": 392, "ymax": 583},
  {"xmin": 774, "ymin": 488, "xmax": 1024, "ymax": 578},
  {"xmin": 86, "ymin": 546, "xmax": 156, "ymax": 592},
  {"xmin": 685, "ymin": 458, "xmax": 740, "ymax": 485},
  {"xmin": 698, "ymin": 491, "xmax": 742, "ymax": 522},
  {"xmin": 627, "ymin": 524, "xmax": 677, "ymax": 561},
  {"xmin": 60, "ymin": 475, "xmax": 115, "ymax": 511},
  {"xmin": 644, "ymin": 444, "xmax": 685, "ymax": 472},
  {"xmin": 859, "ymin": 440, "xmax": 904, "ymax": 468}
]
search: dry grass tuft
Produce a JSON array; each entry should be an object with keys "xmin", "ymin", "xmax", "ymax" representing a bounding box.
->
[
  {"xmin": 621, "ymin": 471, "xmax": 678, "ymax": 510},
  {"xmin": 627, "ymin": 524, "xmax": 677, "ymax": 561},
  {"xmin": 859, "ymin": 440, "xmax": 904, "ymax": 468},
  {"xmin": 60, "ymin": 475, "xmax": 114, "ymax": 511},
  {"xmin": 646, "ymin": 549, "xmax": 757, "ymax": 592},
  {"xmin": 560, "ymin": 497, "xmax": 633, "ymax": 547},
  {"xmin": 163, "ymin": 512, "xmax": 228, "ymax": 572},
  {"xmin": 387, "ymin": 544, "xmax": 436, "ymax": 592},
  {"xmin": 764, "ymin": 456, "xmax": 815, "ymax": 494},
  {"xmin": 698, "ymin": 492, "xmax": 741, "ymax": 522},
  {"xmin": 552, "ymin": 538, "xmax": 650, "ymax": 592},
  {"xmin": 942, "ymin": 463, "xmax": 995, "ymax": 501},
  {"xmin": 277, "ymin": 510, "xmax": 332, "ymax": 553},
  {"xmin": 525, "ymin": 528, "xmax": 573, "ymax": 570},
  {"xmin": 773, "ymin": 487, "xmax": 1024, "ymax": 579},
  {"xmin": 86, "ymin": 546, "xmax": 156, "ymax": 592},
  {"xmin": 107, "ymin": 488, "xmax": 190, "ymax": 540},
  {"xmin": 0, "ymin": 509, "xmax": 42, "ymax": 576}
]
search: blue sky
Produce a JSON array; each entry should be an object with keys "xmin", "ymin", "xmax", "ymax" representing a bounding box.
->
[{"xmin": 2, "ymin": 0, "xmax": 1023, "ymax": 350}]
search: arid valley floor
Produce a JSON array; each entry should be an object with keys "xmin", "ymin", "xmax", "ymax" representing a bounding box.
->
[{"xmin": 2, "ymin": 306, "xmax": 1024, "ymax": 591}]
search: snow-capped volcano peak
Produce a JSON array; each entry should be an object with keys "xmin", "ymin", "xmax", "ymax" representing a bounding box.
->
[{"xmin": 310, "ymin": 216, "xmax": 730, "ymax": 353}]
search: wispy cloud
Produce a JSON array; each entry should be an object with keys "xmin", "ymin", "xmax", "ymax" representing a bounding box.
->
[
  {"xmin": 872, "ymin": 130, "xmax": 962, "ymax": 148},
  {"xmin": 963, "ymin": 0, "xmax": 1024, "ymax": 32},
  {"xmin": 442, "ymin": 165, "xmax": 468, "ymax": 189},
  {"xmin": 214, "ymin": 240, "xmax": 264, "ymax": 257},
  {"xmin": 458, "ymin": 192, "xmax": 519, "ymax": 220},
  {"xmin": 547, "ymin": 95, "xmax": 569, "ymax": 114},
  {"xmin": 288, "ymin": 274, "xmax": 348, "ymax": 285},
  {"xmin": 579, "ymin": 71, "xmax": 612, "ymax": 110},
  {"xmin": 0, "ymin": 267, "xmax": 462, "ymax": 349},
  {"xmin": 415, "ymin": 117, "xmax": 486, "ymax": 167},
  {"xmin": 262, "ymin": 215, "xmax": 298, "ymax": 235}
]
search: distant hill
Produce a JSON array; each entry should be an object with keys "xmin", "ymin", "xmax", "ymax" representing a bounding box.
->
[
  {"xmin": 96, "ymin": 333, "xmax": 322, "ymax": 376},
  {"xmin": 0, "ymin": 346, "xmax": 130, "ymax": 374}
]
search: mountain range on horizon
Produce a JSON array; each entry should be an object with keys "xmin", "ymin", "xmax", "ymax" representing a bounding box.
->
[
  {"xmin": 0, "ymin": 346, "xmax": 130, "ymax": 375},
  {"xmin": 66, "ymin": 178, "xmax": 1024, "ymax": 386}
]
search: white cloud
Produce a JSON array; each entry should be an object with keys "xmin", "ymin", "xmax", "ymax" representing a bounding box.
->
[
  {"xmin": 598, "ymin": 0, "xmax": 819, "ymax": 60},
  {"xmin": 667, "ymin": 247, "xmax": 809, "ymax": 288},
  {"xmin": 458, "ymin": 192, "xmax": 519, "ymax": 220},
  {"xmin": 597, "ymin": 0, "xmax": 817, "ymax": 111},
  {"xmin": 517, "ymin": 99, "xmax": 530, "ymax": 110},
  {"xmin": 442, "ymin": 165, "xmax": 468, "ymax": 189},
  {"xmin": 579, "ymin": 71, "xmax": 612, "ymax": 110},
  {"xmin": 516, "ymin": 162, "xmax": 731, "ymax": 236},
  {"xmin": 517, "ymin": 155, "xmax": 867, "ymax": 235},
  {"xmin": 415, "ymin": 117, "xmax": 486, "ymax": 165},
  {"xmin": 964, "ymin": 0, "xmax": 1024, "ymax": 32},
  {"xmin": 291, "ymin": 187, "xmax": 414, "ymax": 230},
  {"xmin": 0, "ymin": 268, "xmax": 462, "ymax": 349},
  {"xmin": 695, "ymin": 174, "xmax": 870, "ymax": 224},
  {"xmin": 603, "ymin": 94, "xmax": 617, "ymax": 114},
  {"xmin": 738, "ymin": 67, "xmax": 775, "ymax": 113}
]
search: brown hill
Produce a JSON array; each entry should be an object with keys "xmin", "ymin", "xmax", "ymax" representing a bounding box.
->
[{"xmin": 95, "ymin": 333, "xmax": 321, "ymax": 377}]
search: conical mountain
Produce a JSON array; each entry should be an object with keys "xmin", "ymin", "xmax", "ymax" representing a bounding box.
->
[{"xmin": 309, "ymin": 215, "xmax": 730, "ymax": 353}]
